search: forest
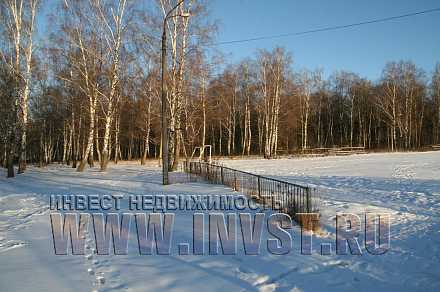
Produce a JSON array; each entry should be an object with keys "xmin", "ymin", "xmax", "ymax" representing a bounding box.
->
[{"xmin": 1, "ymin": 0, "xmax": 440, "ymax": 178}]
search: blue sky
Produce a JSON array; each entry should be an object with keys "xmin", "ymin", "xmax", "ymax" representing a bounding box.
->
[
  {"xmin": 209, "ymin": 0, "xmax": 440, "ymax": 80},
  {"xmin": 38, "ymin": 0, "xmax": 440, "ymax": 80}
]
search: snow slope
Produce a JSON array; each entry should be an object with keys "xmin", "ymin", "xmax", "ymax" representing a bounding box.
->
[{"xmin": 0, "ymin": 152, "xmax": 439, "ymax": 291}]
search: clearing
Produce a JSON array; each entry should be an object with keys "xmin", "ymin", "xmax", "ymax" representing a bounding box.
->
[{"xmin": 0, "ymin": 152, "xmax": 439, "ymax": 291}]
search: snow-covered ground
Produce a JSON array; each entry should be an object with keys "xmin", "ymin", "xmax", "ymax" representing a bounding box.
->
[{"xmin": 0, "ymin": 152, "xmax": 439, "ymax": 291}]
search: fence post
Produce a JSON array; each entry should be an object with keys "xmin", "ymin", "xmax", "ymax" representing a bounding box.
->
[
  {"xmin": 257, "ymin": 176, "xmax": 261, "ymax": 198},
  {"xmin": 306, "ymin": 187, "xmax": 311, "ymax": 213},
  {"xmin": 221, "ymin": 166, "xmax": 224, "ymax": 184},
  {"xmin": 186, "ymin": 161, "xmax": 190, "ymax": 181},
  {"xmin": 234, "ymin": 171, "xmax": 237, "ymax": 191}
]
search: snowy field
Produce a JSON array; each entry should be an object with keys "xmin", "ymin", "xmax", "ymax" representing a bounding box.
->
[{"xmin": 0, "ymin": 152, "xmax": 439, "ymax": 291}]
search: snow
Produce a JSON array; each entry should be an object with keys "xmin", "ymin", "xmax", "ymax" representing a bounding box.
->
[{"xmin": 0, "ymin": 152, "xmax": 439, "ymax": 291}]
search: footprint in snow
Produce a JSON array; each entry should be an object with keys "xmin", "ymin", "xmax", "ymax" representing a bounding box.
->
[
  {"xmin": 96, "ymin": 275, "xmax": 106, "ymax": 285},
  {"xmin": 400, "ymin": 206, "xmax": 409, "ymax": 212}
]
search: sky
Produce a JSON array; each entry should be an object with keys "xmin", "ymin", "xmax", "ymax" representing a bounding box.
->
[
  {"xmin": 37, "ymin": 0, "xmax": 440, "ymax": 81},
  {"xmin": 208, "ymin": 0, "xmax": 440, "ymax": 80}
]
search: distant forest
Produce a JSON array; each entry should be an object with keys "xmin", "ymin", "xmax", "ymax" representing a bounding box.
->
[{"xmin": 1, "ymin": 0, "xmax": 440, "ymax": 177}]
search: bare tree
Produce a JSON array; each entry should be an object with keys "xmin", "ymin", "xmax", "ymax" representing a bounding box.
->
[
  {"xmin": 1, "ymin": 0, "xmax": 40, "ymax": 173},
  {"xmin": 97, "ymin": 0, "xmax": 128, "ymax": 171},
  {"xmin": 257, "ymin": 48, "xmax": 290, "ymax": 158},
  {"xmin": 297, "ymin": 69, "xmax": 322, "ymax": 150}
]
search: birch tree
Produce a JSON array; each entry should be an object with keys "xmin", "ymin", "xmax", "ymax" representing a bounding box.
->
[
  {"xmin": 258, "ymin": 48, "xmax": 290, "ymax": 158},
  {"xmin": 59, "ymin": 0, "xmax": 102, "ymax": 172},
  {"xmin": 378, "ymin": 65, "xmax": 399, "ymax": 152},
  {"xmin": 1, "ymin": 0, "xmax": 40, "ymax": 173},
  {"xmin": 96, "ymin": 0, "xmax": 128, "ymax": 171},
  {"xmin": 238, "ymin": 62, "xmax": 253, "ymax": 155},
  {"xmin": 297, "ymin": 69, "xmax": 322, "ymax": 150}
]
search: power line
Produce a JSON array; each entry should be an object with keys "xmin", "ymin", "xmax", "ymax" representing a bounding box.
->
[{"xmin": 206, "ymin": 7, "xmax": 440, "ymax": 47}]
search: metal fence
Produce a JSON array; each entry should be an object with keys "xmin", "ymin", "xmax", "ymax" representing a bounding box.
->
[{"xmin": 183, "ymin": 161, "xmax": 319, "ymax": 217}]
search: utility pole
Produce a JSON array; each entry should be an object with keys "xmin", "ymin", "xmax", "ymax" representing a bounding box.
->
[
  {"xmin": 161, "ymin": 0, "xmax": 189, "ymax": 185},
  {"xmin": 161, "ymin": 21, "xmax": 168, "ymax": 185}
]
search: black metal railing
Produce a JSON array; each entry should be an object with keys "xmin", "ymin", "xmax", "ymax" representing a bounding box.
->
[{"xmin": 183, "ymin": 161, "xmax": 319, "ymax": 217}]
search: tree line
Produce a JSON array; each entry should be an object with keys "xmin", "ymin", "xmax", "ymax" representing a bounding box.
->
[{"xmin": 1, "ymin": 0, "xmax": 440, "ymax": 178}]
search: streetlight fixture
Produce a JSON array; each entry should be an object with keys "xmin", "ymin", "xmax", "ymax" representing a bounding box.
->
[{"xmin": 161, "ymin": 0, "xmax": 189, "ymax": 185}]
